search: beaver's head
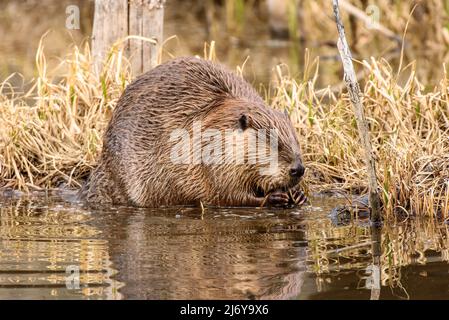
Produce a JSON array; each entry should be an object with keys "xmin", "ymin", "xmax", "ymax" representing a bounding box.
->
[{"xmin": 202, "ymin": 98, "xmax": 305, "ymax": 196}]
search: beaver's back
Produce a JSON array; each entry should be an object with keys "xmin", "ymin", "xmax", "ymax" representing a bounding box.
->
[{"xmin": 111, "ymin": 57, "xmax": 263, "ymax": 132}]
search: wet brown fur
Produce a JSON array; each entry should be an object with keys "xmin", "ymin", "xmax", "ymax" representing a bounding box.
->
[{"xmin": 79, "ymin": 57, "xmax": 303, "ymax": 207}]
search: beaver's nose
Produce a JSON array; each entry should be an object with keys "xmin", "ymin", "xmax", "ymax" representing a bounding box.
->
[{"xmin": 290, "ymin": 164, "xmax": 305, "ymax": 178}]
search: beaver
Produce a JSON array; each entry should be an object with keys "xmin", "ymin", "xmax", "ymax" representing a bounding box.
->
[{"xmin": 79, "ymin": 57, "xmax": 306, "ymax": 208}]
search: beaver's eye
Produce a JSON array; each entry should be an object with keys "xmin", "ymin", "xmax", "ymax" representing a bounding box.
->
[{"xmin": 238, "ymin": 114, "xmax": 249, "ymax": 131}]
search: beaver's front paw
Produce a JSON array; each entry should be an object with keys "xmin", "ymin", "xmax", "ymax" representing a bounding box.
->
[
  {"xmin": 289, "ymin": 188, "xmax": 308, "ymax": 206},
  {"xmin": 266, "ymin": 191, "xmax": 290, "ymax": 208}
]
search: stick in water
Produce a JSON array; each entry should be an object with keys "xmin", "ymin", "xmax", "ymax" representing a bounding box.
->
[{"xmin": 332, "ymin": 0, "xmax": 382, "ymax": 223}]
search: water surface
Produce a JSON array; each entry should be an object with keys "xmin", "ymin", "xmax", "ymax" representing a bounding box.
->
[{"xmin": 1, "ymin": 191, "xmax": 448, "ymax": 299}]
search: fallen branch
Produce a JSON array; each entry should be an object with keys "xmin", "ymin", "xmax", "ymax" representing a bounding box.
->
[{"xmin": 340, "ymin": 0, "xmax": 402, "ymax": 44}]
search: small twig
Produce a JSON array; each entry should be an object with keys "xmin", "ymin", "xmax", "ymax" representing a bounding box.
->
[
  {"xmin": 259, "ymin": 193, "xmax": 270, "ymax": 208},
  {"xmin": 200, "ymin": 200, "xmax": 205, "ymax": 219},
  {"xmin": 326, "ymin": 241, "xmax": 373, "ymax": 255}
]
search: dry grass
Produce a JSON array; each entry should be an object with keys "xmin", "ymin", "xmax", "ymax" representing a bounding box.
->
[
  {"xmin": 0, "ymin": 35, "xmax": 448, "ymax": 218},
  {"xmin": 0, "ymin": 38, "xmax": 131, "ymax": 190},
  {"xmin": 269, "ymin": 51, "xmax": 449, "ymax": 218}
]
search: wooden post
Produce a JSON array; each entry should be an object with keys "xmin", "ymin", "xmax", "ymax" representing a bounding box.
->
[
  {"xmin": 92, "ymin": 0, "xmax": 128, "ymax": 74},
  {"xmin": 129, "ymin": 0, "xmax": 165, "ymax": 74},
  {"xmin": 92, "ymin": 0, "xmax": 165, "ymax": 75},
  {"xmin": 332, "ymin": 0, "xmax": 382, "ymax": 224}
]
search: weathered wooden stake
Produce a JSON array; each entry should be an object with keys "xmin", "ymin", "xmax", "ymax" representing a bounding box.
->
[
  {"xmin": 92, "ymin": 0, "xmax": 128, "ymax": 73},
  {"xmin": 129, "ymin": 0, "xmax": 165, "ymax": 74},
  {"xmin": 92, "ymin": 0, "xmax": 165, "ymax": 75},
  {"xmin": 332, "ymin": 0, "xmax": 382, "ymax": 223}
]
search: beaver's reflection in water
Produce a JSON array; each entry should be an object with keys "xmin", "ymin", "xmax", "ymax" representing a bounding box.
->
[{"xmin": 104, "ymin": 206, "xmax": 309, "ymax": 299}]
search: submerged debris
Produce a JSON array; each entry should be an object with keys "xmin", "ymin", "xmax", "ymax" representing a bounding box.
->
[{"xmin": 329, "ymin": 194, "xmax": 371, "ymax": 225}]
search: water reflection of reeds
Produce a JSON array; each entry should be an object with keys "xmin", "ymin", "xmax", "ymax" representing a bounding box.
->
[
  {"xmin": 305, "ymin": 214, "xmax": 449, "ymax": 297},
  {"xmin": 1, "ymin": 193, "xmax": 449, "ymax": 299},
  {"xmin": 0, "ymin": 195, "xmax": 122, "ymax": 299}
]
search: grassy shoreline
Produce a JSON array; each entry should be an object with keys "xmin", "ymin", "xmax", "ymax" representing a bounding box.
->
[{"xmin": 0, "ymin": 40, "xmax": 448, "ymax": 217}]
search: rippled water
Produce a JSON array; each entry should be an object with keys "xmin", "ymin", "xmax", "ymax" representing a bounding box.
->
[{"xmin": 0, "ymin": 191, "xmax": 448, "ymax": 299}]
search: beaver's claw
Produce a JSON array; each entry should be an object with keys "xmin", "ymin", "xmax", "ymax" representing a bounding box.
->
[
  {"xmin": 289, "ymin": 188, "xmax": 308, "ymax": 206},
  {"xmin": 266, "ymin": 191, "xmax": 290, "ymax": 207}
]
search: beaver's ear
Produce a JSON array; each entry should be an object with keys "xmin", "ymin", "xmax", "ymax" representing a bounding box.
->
[
  {"xmin": 238, "ymin": 114, "xmax": 249, "ymax": 131},
  {"xmin": 284, "ymin": 108, "xmax": 289, "ymax": 117}
]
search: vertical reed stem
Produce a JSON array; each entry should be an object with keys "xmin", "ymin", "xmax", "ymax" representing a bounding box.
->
[{"xmin": 332, "ymin": 0, "xmax": 382, "ymax": 223}]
